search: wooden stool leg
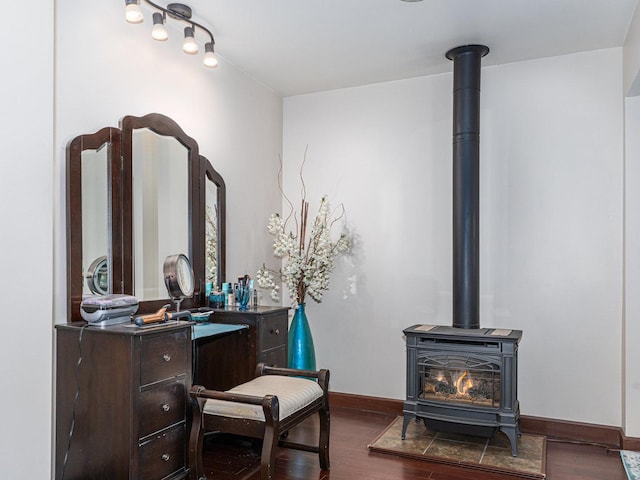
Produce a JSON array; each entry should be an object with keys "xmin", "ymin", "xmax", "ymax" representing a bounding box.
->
[
  {"xmin": 318, "ymin": 405, "xmax": 330, "ymax": 470},
  {"xmin": 260, "ymin": 395, "xmax": 280, "ymax": 480},
  {"xmin": 260, "ymin": 422, "xmax": 279, "ymax": 480},
  {"xmin": 189, "ymin": 390, "xmax": 208, "ymax": 480}
]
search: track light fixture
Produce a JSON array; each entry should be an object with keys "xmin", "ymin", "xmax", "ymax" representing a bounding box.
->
[
  {"xmin": 151, "ymin": 12, "xmax": 168, "ymax": 41},
  {"xmin": 182, "ymin": 26, "xmax": 198, "ymax": 54},
  {"xmin": 125, "ymin": 0, "xmax": 218, "ymax": 69},
  {"xmin": 125, "ymin": 0, "xmax": 144, "ymax": 23},
  {"xmin": 203, "ymin": 42, "xmax": 218, "ymax": 68}
]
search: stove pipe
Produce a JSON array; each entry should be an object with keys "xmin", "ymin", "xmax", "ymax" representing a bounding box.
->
[{"xmin": 446, "ymin": 44, "xmax": 489, "ymax": 330}]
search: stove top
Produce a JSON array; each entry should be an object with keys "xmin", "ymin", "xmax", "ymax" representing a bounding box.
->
[{"xmin": 404, "ymin": 324, "xmax": 522, "ymax": 340}]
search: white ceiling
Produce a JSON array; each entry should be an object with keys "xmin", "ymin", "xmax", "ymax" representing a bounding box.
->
[{"xmin": 183, "ymin": 0, "xmax": 638, "ymax": 97}]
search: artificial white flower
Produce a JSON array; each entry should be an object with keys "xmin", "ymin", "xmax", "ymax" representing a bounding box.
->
[{"xmin": 257, "ymin": 195, "xmax": 350, "ymax": 305}]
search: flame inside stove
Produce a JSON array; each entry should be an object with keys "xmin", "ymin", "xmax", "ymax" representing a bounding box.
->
[
  {"xmin": 421, "ymin": 365, "xmax": 496, "ymax": 406},
  {"xmin": 455, "ymin": 371, "xmax": 473, "ymax": 395}
]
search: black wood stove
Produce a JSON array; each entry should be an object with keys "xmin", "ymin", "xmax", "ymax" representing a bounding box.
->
[
  {"xmin": 403, "ymin": 45, "xmax": 523, "ymax": 456},
  {"xmin": 402, "ymin": 325, "xmax": 522, "ymax": 456}
]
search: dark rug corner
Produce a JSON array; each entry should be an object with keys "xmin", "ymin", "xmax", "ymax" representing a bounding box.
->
[{"xmin": 368, "ymin": 416, "xmax": 547, "ymax": 479}]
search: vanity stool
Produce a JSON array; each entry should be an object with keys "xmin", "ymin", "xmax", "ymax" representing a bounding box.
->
[{"xmin": 189, "ymin": 363, "xmax": 330, "ymax": 480}]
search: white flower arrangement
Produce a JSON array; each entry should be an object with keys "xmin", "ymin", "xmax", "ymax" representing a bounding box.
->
[{"xmin": 257, "ymin": 194, "xmax": 350, "ymax": 306}]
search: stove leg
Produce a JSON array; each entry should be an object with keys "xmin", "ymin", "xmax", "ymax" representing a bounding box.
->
[
  {"xmin": 401, "ymin": 414, "xmax": 413, "ymax": 440},
  {"xmin": 501, "ymin": 426, "xmax": 519, "ymax": 457}
]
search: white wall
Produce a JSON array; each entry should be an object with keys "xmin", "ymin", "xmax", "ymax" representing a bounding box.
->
[
  {"xmin": 624, "ymin": 97, "xmax": 640, "ymax": 438},
  {"xmin": 283, "ymin": 48, "xmax": 624, "ymax": 427},
  {"xmin": 0, "ymin": 0, "xmax": 54, "ymax": 477},
  {"xmin": 622, "ymin": 3, "xmax": 640, "ymax": 440}
]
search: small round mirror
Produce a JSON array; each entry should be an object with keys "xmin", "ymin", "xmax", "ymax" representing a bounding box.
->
[
  {"xmin": 86, "ymin": 255, "xmax": 109, "ymax": 295},
  {"xmin": 163, "ymin": 254, "xmax": 194, "ymax": 311}
]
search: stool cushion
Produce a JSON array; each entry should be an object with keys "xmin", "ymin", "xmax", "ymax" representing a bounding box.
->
[{"xmin": 203, "ymin": 375, "xmax": 324, "ymax": 421}]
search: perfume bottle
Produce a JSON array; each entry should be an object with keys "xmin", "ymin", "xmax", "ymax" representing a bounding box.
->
[
  {"xmin": 222, "ymin": 282, "xmax": 231, "ymax": 307},
  {"xmin": 250, "ymin": 279, "xmax": 258, "ymax": 307}
]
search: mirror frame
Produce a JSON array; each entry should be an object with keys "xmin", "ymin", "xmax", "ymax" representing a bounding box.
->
[
  {"xmin": 66, "ymin": 113, "xmax": 226, "ymax": 321},
  {"xmin": 201, "ymin": 155, "xmax": 226, "ymax": 294},
  {"xmin": 121, "ymin": 113, "xmax": 201, "ymax": 313},
  {"xmin": 66, "ymin": 127, "xmax": 124, "ymax": 321}
]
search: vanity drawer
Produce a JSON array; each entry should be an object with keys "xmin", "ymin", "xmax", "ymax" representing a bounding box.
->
[
  {"xmin": 141, "ymin": 330, "xmax": 189, "ymax": 385},
  {"xmin": 258, "ymin": 315, "xmax": 287, "ymax": 352},
  {"xmin": 138, "ymin": 423, "xmax": 186, "ymax": 479},
  {"xmin": 139, "ymin": 377, "xmax": 187, "ymax": 438}
]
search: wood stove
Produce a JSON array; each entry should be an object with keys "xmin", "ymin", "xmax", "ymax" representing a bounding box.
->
[
  {"xmin": 402, "ymin": 45, "xmax": 523, "ymax": 457},
  {"xmin": 403, "ymin": 325, "xmax": 522, "ymax": 456}
]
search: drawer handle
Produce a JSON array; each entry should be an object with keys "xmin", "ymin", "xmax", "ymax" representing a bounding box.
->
[
  {"xmin": 161, "ymin": 453, "xmax": 170, "ymax": 462},
  {"xmin": 163, "ymin": 353, "xmax": 172, "ymax": 362},
  {"xmin": 272, "ymin": 328, "xmax": 280, "ymax": 336},
  {"xmin": 162, "ymin": 403, "xmax": 170, "ymax": 412}
]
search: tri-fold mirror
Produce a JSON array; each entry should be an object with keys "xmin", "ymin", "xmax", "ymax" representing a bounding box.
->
[{"xmin": 66, "ymin": 113, "xmax": 226, "ymax": 321}]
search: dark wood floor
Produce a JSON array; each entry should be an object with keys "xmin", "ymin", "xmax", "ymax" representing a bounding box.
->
[{"xmin": 201, "ymin": 407, "xmax": 628, "ymax": 480}]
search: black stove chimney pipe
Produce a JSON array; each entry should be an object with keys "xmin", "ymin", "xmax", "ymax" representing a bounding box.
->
[{"xmin": 446, "ymin": 44, "xmax": 489, "ymax": 330}]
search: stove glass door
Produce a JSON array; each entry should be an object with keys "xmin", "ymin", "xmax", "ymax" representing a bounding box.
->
[{"xmin": 417, "ymin": 354, "xmax": 501, "ymax": 408}]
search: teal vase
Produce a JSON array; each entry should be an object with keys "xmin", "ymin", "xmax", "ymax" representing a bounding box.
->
[{"xmin": 288, "ymin": 303, "xmax": 316, "ymax": 371}]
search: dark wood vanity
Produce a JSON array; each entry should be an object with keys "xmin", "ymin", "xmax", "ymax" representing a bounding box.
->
[
  {"xmin": 55, "ymin": 306, "xmax": 289, "ymax": 479},
  {"xmin": 57, "ymin": 113, "xmax": 286, "ymax": 478},
  {"xmin": 55, "ymin": 321, "xmax": 193, "ymax": 480}
]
